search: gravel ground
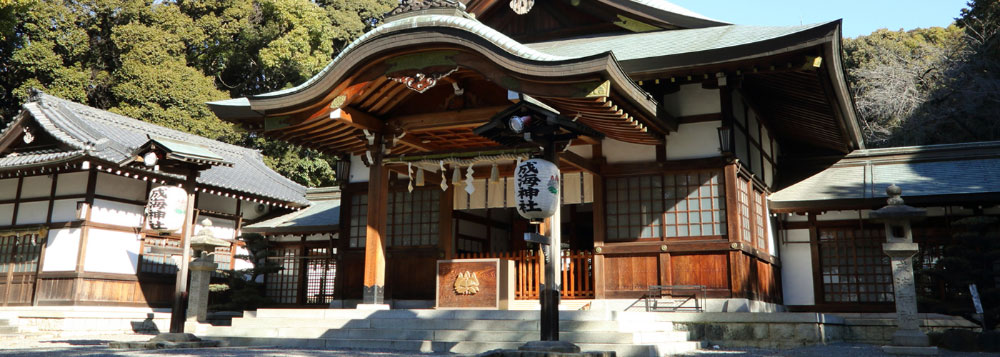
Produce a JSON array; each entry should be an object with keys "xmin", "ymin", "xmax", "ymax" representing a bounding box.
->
[{"xmin": 1, "ymin": 334, "xmax": 998, "ymax": 357}]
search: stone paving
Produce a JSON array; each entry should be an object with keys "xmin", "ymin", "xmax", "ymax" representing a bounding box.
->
[{"xmin": 1, "ymin": 334, "xmax": 998, "ymax": 356}]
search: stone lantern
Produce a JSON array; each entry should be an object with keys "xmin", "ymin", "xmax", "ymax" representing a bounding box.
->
[
  {"xmin": 869, "ymin": 184, "xmax": 937, "ymax": 355},
  {"xmin": 186, "ymin": 219, "xmax": 230, "ymax": 324}
]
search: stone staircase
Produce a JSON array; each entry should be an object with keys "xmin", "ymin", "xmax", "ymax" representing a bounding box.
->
[
  {"xmin": 198, "ymin": 309, "xmax": 705, "ymax": 356},
  {"xmin": 0, "ymin": 318, "xmax": 18, "ymax": 338}
]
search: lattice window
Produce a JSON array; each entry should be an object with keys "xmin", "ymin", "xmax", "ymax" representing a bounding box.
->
[
  {"xmin": 753, "ymin": 190, "xmax": 767, "ymax": 252},
  {"xmin": 387, "ymin": 190, "xmax": 439, "ymax": 247},
  {"xmin": 140, "ymin": 236, "xmax": 180, "ymax": 275},
  {"xmin": 606, "ymin": 175, "xmax": 662, "ymax": 241},
  {"xmin": 304, "ymin": 247, "xmax": 336, "ymax": 304},
  {"xmin": 0, "ymin": 234, "xmax": 44, "ymax": 274},
  {"xmin": 664, "ymin": 172, "xmax": 726, "ymax": 237},
  {"xmin": 265, "ymin": 247, "xmax": 300, "ymax": 304},
  {"xmin": 605, "ymin": 171, "xmax": 725, "ymax": 241},
  {"xmin": 349, "ymin": 193, "xmax": 368, "ymax": 248},
  {"xmin": 819, "ymin": 227, "xmax": 893, "ymax": 303},
  {"xmin": 736, "ymin": 178, "xmax": 752, "ymax": 243}
]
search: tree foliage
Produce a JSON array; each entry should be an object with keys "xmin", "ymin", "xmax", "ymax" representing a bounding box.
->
[
  {"xmin": 0, "ymin": 0, "xmax": 393, "ymax": 186},
  {"xmin": 845, "ymin": 1, "xmax": 1000, "ymax": 147}
]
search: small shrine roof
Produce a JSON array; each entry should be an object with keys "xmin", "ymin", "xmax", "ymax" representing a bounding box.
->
[
  {"xmin": 0, "ymin": 92, "xmax": 309, "ymax": 206},
  {"xmin": 771, "ymin": 141, "xmax": 1000, "ymax": 211}
]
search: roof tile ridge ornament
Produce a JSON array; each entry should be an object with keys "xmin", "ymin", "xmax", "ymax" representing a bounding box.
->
[{"xmin": 386, "ymin": 0, "xmax": 469, "ymax": 20}]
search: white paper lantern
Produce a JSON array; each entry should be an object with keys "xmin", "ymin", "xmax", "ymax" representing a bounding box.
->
[
  {"xmin": 144, "ymin": 186, "xmax": 189, "ymax": 233},
  {"xmin": 515, "ymin": 158, "xmax": 559, "ymax": 220}
]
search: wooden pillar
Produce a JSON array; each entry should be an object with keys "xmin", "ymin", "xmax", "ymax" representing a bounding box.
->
[
  {"xmin": 333, "ymin": 188, "xmax": 352, "ymax": 301},
  {"xmin": 439, "ymin": 181, "xmax": 454, "ymax": 260},
  {"xmin": 169, "ymin": 170, "xmax": 198, "ymax": 333},
  {"xmin": 724, "ymin": 162, "xmax": 741, "ymax": 299},
  {"xmin": 362, "ymin": 133, "xmax": 389, "ymax": 306},
  {"xmin": 591, "ymin": 144, "xmax": 606, "ymax": 299}
]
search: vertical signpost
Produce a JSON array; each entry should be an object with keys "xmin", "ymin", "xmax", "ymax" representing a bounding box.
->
[{"xmin": 515, "ymin": 152, "xmax": 561, "ymax": 342}]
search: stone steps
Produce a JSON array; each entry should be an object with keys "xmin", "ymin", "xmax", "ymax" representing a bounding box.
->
[{"xmin": 202, "ymin": 308, "xmax": 706, "ymax": 356}]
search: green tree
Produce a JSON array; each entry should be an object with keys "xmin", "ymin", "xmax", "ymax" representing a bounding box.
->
[
  {"xmin": 0, "ymin": 0, "xmax": 394, "ymax": 186},
  {"xmin": 0, "ymin": 0, "xmax": 234, "ymax": 140}
]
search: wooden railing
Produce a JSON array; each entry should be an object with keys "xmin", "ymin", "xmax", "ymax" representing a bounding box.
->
[{"xmin": 456, "ymin": 250, "xmax": 594, "ymax": 300}]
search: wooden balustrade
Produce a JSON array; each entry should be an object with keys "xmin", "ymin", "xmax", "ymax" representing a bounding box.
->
[{"xmin": 456, "ymin": 250, "xmax": 594, "ymax": 299}]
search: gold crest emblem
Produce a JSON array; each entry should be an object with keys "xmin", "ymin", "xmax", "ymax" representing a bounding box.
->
[{"xmin": 453, "ymin": 271, "xmax": 480, "ymax": 295}]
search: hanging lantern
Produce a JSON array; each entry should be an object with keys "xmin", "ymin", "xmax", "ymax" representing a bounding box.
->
[
  {"xmin": 144, "ymin": 186, "xmax": 189, "ymax": 233},
  {"xmin": 514, "ymin": 158, "xmax": 559, "ymax": 220}
]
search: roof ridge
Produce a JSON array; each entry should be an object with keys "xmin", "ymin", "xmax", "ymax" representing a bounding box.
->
[{"xmin": 39, "ymin": 93, "xmax": 254, "ymax": 157}]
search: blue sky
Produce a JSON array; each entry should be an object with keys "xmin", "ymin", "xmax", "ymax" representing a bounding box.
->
[{"xmin": 669, "ymin": 0, "xmax": 971, "ymax": 38}]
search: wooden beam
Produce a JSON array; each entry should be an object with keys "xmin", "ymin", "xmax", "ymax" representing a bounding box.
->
[
  {"xmin": 559, "ymin": 151, "xmax": 599, "ymax": 175},
  {"xmin": 388, "ymin": 106, "xmax": 508, "ymax": 132},
  {"xmin": 0, "ymin": 120, "xmax": 23, "ymax": 155},
  {"xmin": 336, "ymin": 107, "xmax": 385, "ymax": 132}
]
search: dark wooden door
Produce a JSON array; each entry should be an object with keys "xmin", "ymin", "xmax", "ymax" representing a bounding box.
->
[{"xmin": 0, "ymin": 234, "xmax": 43, "ymax": 306}]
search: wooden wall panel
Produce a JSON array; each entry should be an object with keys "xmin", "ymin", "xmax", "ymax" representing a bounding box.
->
[
  {"xmin": 603, "ymin": 254, "xmax": 658, "ymax": 296},
  {"xmin": 340, "ymin": 252, "xmax": 365, "ymax": 299},
  {"xmin": 671, "ymin": 253, "xmax": 730, "ymax": 296},
  {"xmin": 35, "ymin": 278, "xmax": 74, "ymax": 302},
  {"xmin": 70, "ymin": 278, "xmax": 171, "ymax": 306},
  {"xmin": 5, "ymin": 275, "xmax": 35, "ymax": 305},
  {"xmin": 387, "ymin": 249, "xmax": 437, "ymax": 300}
]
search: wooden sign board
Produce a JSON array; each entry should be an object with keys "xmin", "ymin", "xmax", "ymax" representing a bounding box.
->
[{"xmin": 436, "ymin": 258, "xmax": 514, "ymax": 310}]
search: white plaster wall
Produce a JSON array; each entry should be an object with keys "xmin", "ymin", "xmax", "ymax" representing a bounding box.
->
[
  {"xmin": 786, "ymin": 213, "xmax": 809, "ymax": 222},
  {"xmin": 566, "ymin": 144, "xmax": 593, "ymax": 159},
  {"xmin": 602, "ymin": 138, "xmax": 657, "ymax": 164},
  {"xmin": 83, "ymin": 228, "xmax": 141, "ymax": 274},
  {"xmin": 196, "ymin": 218, "xmax": 236, "ymax": 240},
  {"xmin": 665, "ymin": 121, "xmax": 723, "ymax": 160},
  {"xmin": 95, "ymin": 173, "xmax": 146, "ymax": 201},
  {"xmin": 55, "ymin": 172, "xmax": 89, "ymax": 196},
  {"xmin": 20, "ymin": 175, "xmax": 53, "ymax": 199},
  {"xmin": 349, "ymin": 154, "xmax": 369, "ymax": 183},
  {"xmin": 90, "ymin": 199, "xmax": 144, "ymax": 228},
  {"xmin": 41, "ymin": 228, "xmax": 80, "ymax": 272},
  {"xmin": 305, "ymin": 233, "xmax": 334, "ymax": 241},
  {"xmin": 233, "ymin": 246, "xmax": 253, "ymax": 271},
  {"xmin": 766, "ymin": 201, "xmax": 778, "ymax": 258},
  {"xmin": 0, "ymin": 178, "xmax": 18, "ymax": 199},
  {"xmin": 663, "ymin": 84, "xmax": 720, "ymax": 117},
  {"xmin": 197, "ymin": 193, "xmax": 237, "ymax": 215},
  {"xmin": 16, "ymin": 201, "xmax": 48, "ymax": 224},
  {"xmin": 239, "ymin": 200, "xmax": 270, "ymax": 221},
  {"xmin": 0, "ymin": 203, "xmax": 13, "ymax": 225},
  {"xmin": 780, "ymin": 228, "xmax": 814, "ymax": 305},
  {"xmin": 816, "ymin": 210, "xmax": 868, "ymax": 221},
  {"xmin": 50, "ymin": 199, "xmax": 80, "ymax": 223}
]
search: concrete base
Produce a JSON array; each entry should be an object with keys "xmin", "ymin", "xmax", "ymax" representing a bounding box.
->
[
  {"xmin": 891, "ymin": 328, "xmax": 930, "ymax": 347},
  {"xmin": 355, "ymin": 304, "xmax": 391, "ymax": 310},
  {"xmin": 519, "ymin": 341, "xmax": 582, "ymax": 353},
  {"xmin": 108, "ymin": 332, "xmax": 225, "ymax": 349},
  {"xmin": 882, "ymin": 345, "xmax": 939, "ymax": 355},
  {"xmin": 476, "ymin": 341, "xmax": 614, "ymax": 357}
]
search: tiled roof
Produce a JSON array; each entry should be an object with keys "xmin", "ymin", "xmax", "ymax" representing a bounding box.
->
[
  {"xmin": 0, "ymin": 149, "xmax": 86, "ymax": 169},
  {"xmin": 244, "ymin": 199, "xmax": 340, "ymax": 233},
  {"xmin": 244, "ymin": 188, "xmax": 341, "ymax": 233},
  {"xmin": 771, "ymin": 142, "xmax": 1000, "ymax": 207},
  {"xmin": 0, "ymin": 92, "xmax": 308, "ymax": 206},
  {"xmin": 527, "ymin": 22, "xmax": 828, "ymax": 62}
]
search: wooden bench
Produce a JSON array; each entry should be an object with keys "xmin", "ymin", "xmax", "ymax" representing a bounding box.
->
[{"xmin": 642, "ymin": 285, "xmax": 706, "ymax": 312}]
